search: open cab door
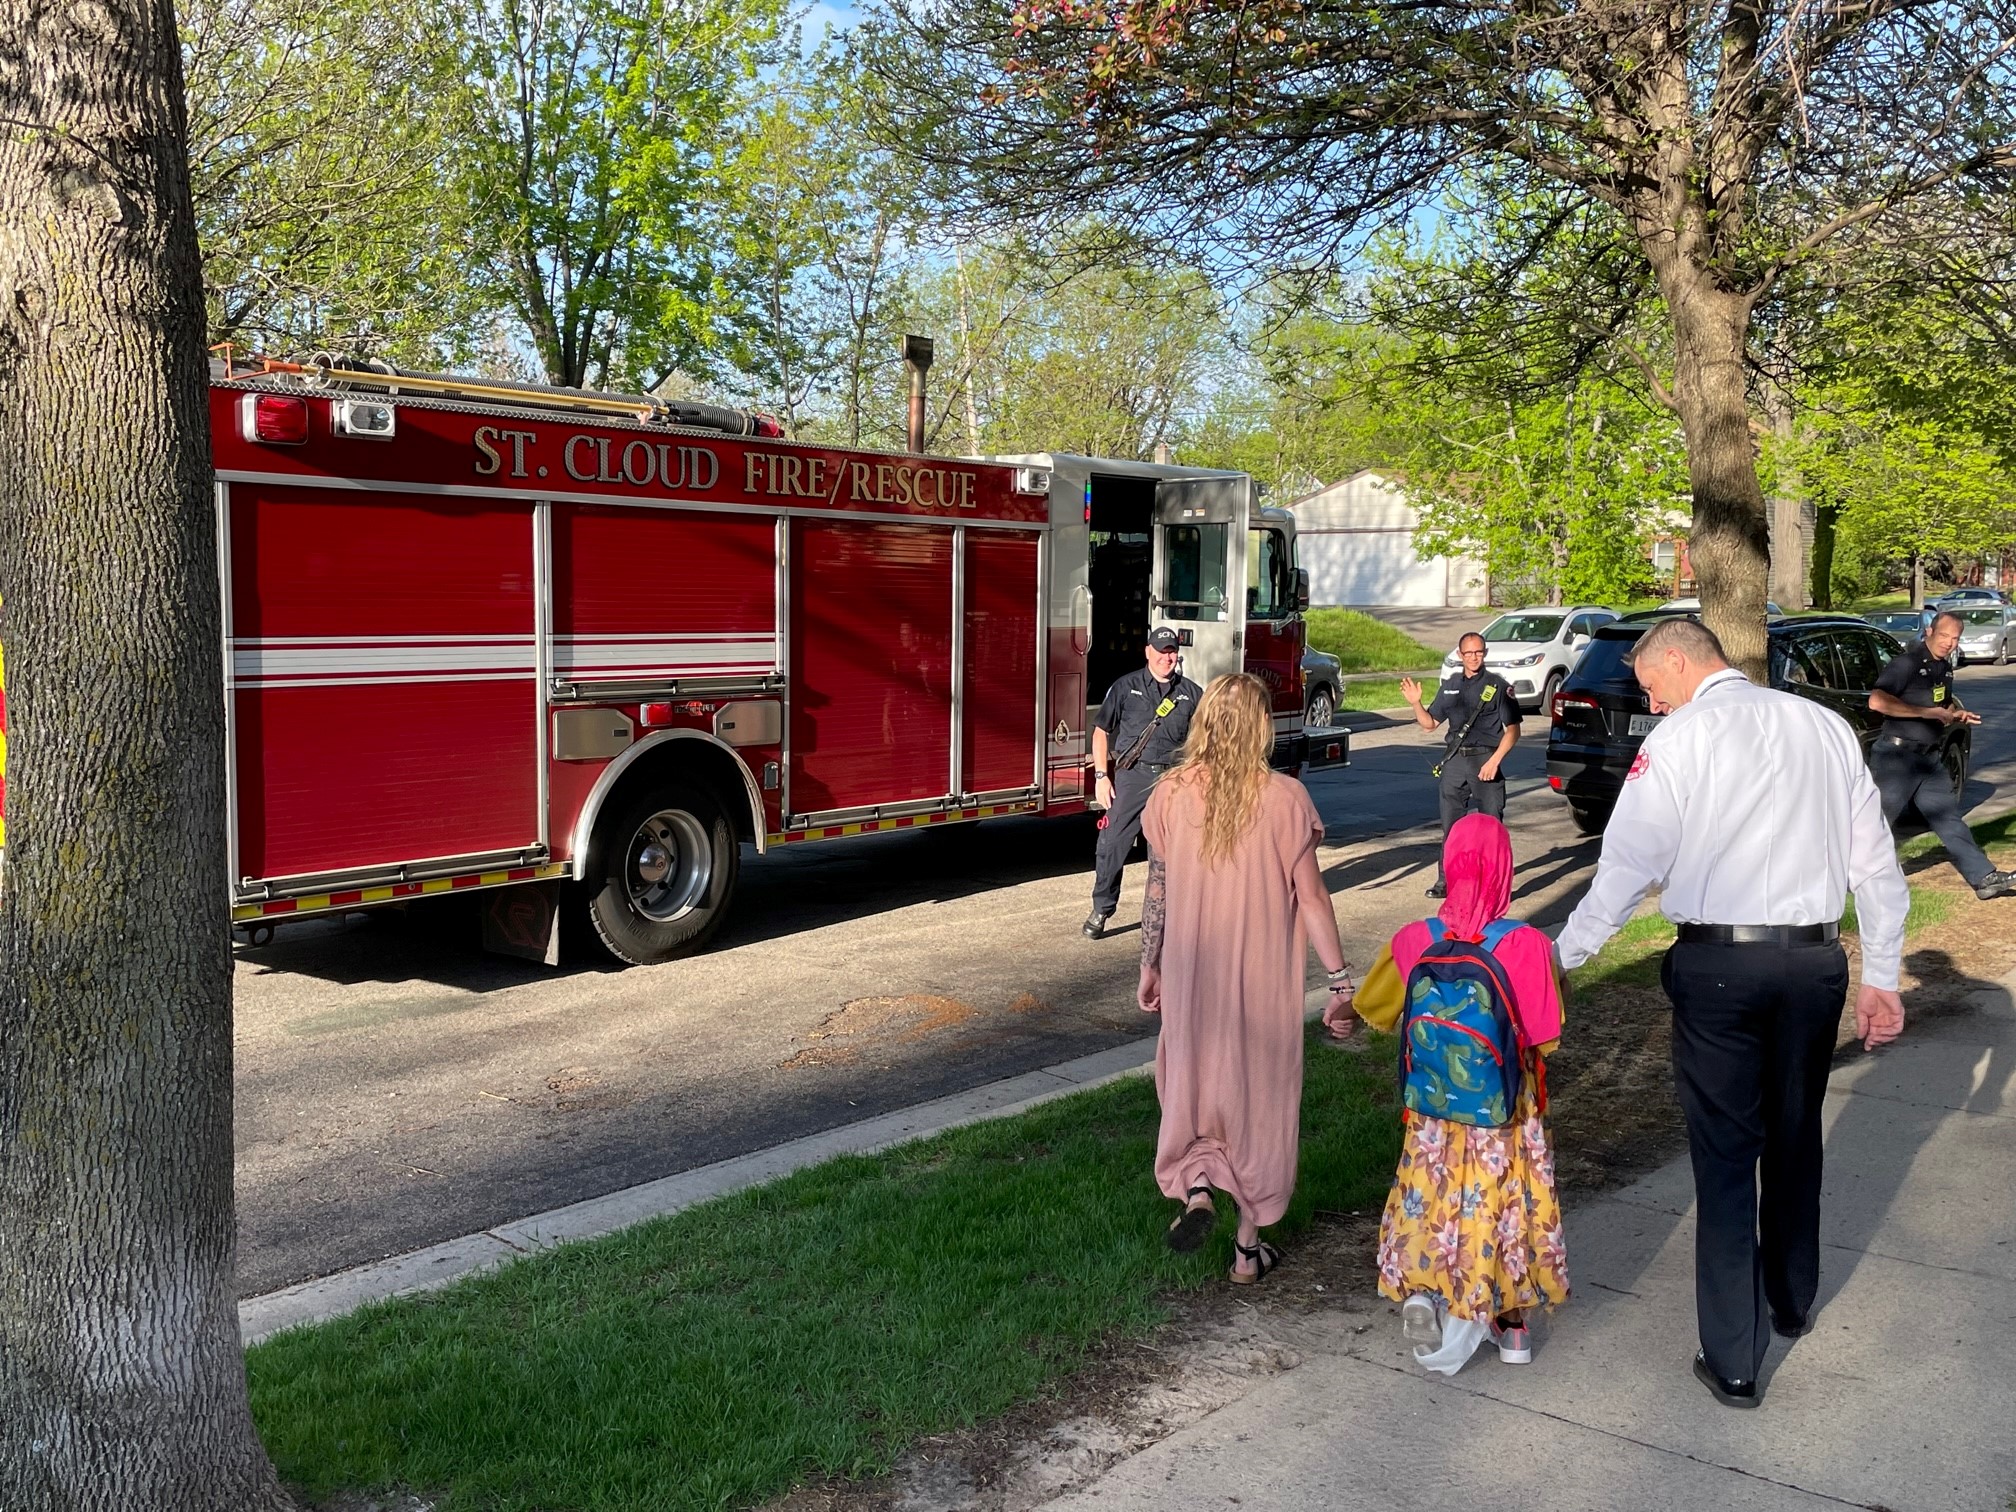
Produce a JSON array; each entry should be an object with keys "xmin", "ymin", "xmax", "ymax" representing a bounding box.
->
[{"xmin": 1152, "ymin": 474, "xmax": 1250, "ymax": 687}]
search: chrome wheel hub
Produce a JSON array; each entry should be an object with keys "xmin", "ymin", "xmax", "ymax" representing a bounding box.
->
[{"xmin": 625, "ymin": 809, "xmax": 711, "ymax": 922}]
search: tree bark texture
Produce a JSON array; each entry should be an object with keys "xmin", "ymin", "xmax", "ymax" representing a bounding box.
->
[
  {"xmin": 1764, "ymin": 385, "xmax": 1809, "ymax": 613},
  {"xmin": 1652, "ymin": 267, "xmax": 1773, "ymax": 679},
  {"xmin": 0, "ymin": 0, "xmax": 292, "ymax": 1506}
]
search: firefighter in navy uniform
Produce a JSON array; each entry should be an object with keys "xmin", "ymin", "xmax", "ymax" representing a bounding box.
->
[
  {"xmin": 1400, "ymin": 632, "xmax": 1521, "ymax": 898},
  {"xmin": 1083, "ymin": 626, "xmax": 1202, "ymax": 939},
  {"xmin": 1867, "ymin": 610, "xmax": 2014, "ymax": 899}
]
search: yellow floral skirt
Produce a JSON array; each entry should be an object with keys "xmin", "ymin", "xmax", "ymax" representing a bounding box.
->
[{"xmin": 1376, "ymin": 1087, "xmax": 1570, "ymax": 1323}]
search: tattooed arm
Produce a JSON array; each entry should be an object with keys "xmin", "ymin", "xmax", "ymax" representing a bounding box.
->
[
  {"xmin": 1141, "ymin": 856, "xmax": 1168, "ymax": 970},
  {"xmin": 1137, "ymin": 856, "xmax": 1167, "ymax": 1014}
]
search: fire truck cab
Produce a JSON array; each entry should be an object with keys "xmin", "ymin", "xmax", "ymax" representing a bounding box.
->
[
  {"xmin": 998, "ymin": 454, "xmax": 1318, "ymax": 787},
  {"xmin": 153, "ymin": 363, "xmax": 1351, "ymax": 966}
]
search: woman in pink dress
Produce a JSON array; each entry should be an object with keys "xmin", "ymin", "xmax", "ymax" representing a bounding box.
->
[{"xmin": 1138, "ymin": 673, "xmax": 1354, "ymax": 1283}]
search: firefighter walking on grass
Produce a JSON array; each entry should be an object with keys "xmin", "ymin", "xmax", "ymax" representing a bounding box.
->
[{"xmin": 1083, "ymin": 627, "xmax": 1201, "ymax": 939}]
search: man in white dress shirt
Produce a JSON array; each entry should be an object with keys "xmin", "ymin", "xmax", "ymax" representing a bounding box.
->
[{"xmin": 1557, "ymin": 617, "xmax": 1909, "ymax": 1408}]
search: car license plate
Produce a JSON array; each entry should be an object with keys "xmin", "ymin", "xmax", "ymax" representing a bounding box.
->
[{"xmin": 1628, "ymin": 713, "xmax": 1662, "ymax": 736}]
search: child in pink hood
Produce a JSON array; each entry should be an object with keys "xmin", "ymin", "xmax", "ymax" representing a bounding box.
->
[{"xmin": 1328, "ymin": 813, "xmax": 1569, "ymax": 1372}]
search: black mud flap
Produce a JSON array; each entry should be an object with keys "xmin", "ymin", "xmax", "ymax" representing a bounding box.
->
[{"xmin": 481, "ymin": 880, "xmax": 562, "ymax": 965}]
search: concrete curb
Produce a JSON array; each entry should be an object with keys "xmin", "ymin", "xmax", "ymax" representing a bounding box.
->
[
  {"xmin": 238, "ymin": 1034, "xmax": 1153, "ymax": 1343},
  {"xmin": 239, "ymin": 984, "xmax": 1346, "ymax": 1345}
]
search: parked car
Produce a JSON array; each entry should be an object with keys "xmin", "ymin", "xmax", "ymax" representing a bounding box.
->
[
  {"xmin": 1951, "ymin": 605, "xmax": 2016, "ymax": 666},
  {"xmin": 1931, "ymin": 587, "xmax": 2010, "ymax": 608},
  {"xmin": 1437, "ymin": 605, "xmax": 1618, "ymax": 712},
  {"xmin": 1302, "ymin": 647, "xmax": 1342, "ymax": 726},
  {"xmin": 1546, "ymin": 613, "xmax": 1970, "ymax": 834},
  {"xmin": 1657, "ymin": 596, "xmax": 1786, "ymax": 616},
  {"xmin": 1864, "ymin": 610, "xmax": 1931, "ymax": 639}
]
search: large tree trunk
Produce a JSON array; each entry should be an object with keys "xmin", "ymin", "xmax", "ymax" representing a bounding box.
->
[
  {"xmin": 1810, "ymin": 501, "xmax": 1839, "ymax": 609},
  {"xmin": 1663, "ymin": 277, "xmax": 1773, "ymax": 679},
  {"xmin": 1764, "ymin": 382, "xmax": 1809, "ymax": 613},
  {"xmin": 0, "ymin": 0, "xmax": 294, "ymax": 1506}
]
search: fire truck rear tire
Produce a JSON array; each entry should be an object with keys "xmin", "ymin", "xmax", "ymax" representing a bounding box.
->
[{"xmin": 584, "ymin": 784, "xmax": 740, "ymax": 965}]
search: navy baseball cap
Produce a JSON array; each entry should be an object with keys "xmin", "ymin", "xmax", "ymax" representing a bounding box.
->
[{"xmin": 1147, "ymin": 626, "xmax": 1182, "ymax": 652}]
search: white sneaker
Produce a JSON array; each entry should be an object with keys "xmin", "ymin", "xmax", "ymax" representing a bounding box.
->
[{"xmin": 1401, "ymin": 1294, "xmax": 1442, "ymax": 1349}]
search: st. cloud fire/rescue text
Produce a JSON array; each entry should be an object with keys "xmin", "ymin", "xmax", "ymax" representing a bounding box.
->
[{"xmin": 472, "ymin": 424, "xmax": 981, "ymax": 510}]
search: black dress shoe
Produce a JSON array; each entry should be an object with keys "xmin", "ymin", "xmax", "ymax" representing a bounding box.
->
[
  {"xmin": 1425, "ymin": 882, "xmax": 1447, "ymax": 899},
  {"xmin": 1693, "ymin": 1351, "xmax": 1760, "ymax": 1409},
  {"xmin": 1771, "ymin": 1310, "xmax": 1810, "ymax": 1340},
  {"xmin": 1082, "ymin": 912, "xmax": 1110, "ymax": 940}
]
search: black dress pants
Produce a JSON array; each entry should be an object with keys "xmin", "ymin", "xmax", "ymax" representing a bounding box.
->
[
  {"xmin": 1090, "ymin": 765, "xmax": 1162, "ymax": 917},
  {"xmin": 1661, "ymin": 939, "xmax": 1849, "ymax": 1382},
  {"xmin": 1871, "ymin": 737, "xmax": 1991, "ymax": 887},
  {"xmin": 1435, "ymin": 748, "xmax": 1506, "ymax": 884}
]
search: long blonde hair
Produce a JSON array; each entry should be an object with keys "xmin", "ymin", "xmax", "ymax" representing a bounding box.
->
[{"xmin": 1166, "ymin": 673, "xmax": 1274, "ymax": 865}]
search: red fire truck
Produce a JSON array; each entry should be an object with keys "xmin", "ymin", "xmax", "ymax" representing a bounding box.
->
[{"xmin": 40, "ymin": 361, "xmax": 1347, "ymax": 963}]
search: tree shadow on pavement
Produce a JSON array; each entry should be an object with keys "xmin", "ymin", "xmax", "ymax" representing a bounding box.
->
[{"xmin": 1807, "ymin": 948, "xmax": 2014, "ymax": 1320}]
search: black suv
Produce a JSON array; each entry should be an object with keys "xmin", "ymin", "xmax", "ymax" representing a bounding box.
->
[{"xmin": 1546, "ymin": 613, "xmax": 1973, "ymax": 833}]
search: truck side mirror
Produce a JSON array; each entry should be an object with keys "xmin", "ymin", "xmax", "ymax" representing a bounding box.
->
[{"xmin": 1295, "ymin": 567, "xmax": 1311, "ymax": 612}]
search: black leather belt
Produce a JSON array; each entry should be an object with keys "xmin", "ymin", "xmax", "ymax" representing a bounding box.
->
[{"xmin": 1676, "ymin": 922, "xmax": 1840, "ymax": 945}]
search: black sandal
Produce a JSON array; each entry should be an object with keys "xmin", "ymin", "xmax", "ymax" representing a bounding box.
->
[
  {"xmin": 1228, "ymin": 1239, "xmax": 1281, "ymax": 1285},
  {"xmin": 1165, "ymin": 1185, "xmax": 1217, "ymax": 1253}
]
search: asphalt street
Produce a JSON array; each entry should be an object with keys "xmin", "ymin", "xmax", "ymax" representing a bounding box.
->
[{"xmin": 230, "ymin": 661, "xmax": 2016, "ymax": 1296}]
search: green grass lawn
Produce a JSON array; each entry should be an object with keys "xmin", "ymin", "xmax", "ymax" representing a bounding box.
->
[
  {"xmin": 248, "ymin": 1027, "xmax": 1404, "ymax": 1512},
  {"xmin": 246, "ymin": 825, "xmax": 1984, "ymax": 1512},
  {"xmin": 1338, "ymin": 676, "xmax": 1410, "ymax": 712},
  {"xmin": 1567, "ymin": 878, "xmax": 1956, "ymax": 995},
  {"xmin": 1305, "ymin": 609, "xmax": 1444, "ymax": 673}
]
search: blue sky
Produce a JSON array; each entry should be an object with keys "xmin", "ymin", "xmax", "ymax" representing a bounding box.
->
[{"xmin": 799, "ymin": 0, "xmax": 860, "ymax": 44}]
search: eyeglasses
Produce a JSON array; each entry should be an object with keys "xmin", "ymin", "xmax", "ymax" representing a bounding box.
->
[{"xmin": 1458, "ymin": 647, "xmax": 1488, "ymax": 657}]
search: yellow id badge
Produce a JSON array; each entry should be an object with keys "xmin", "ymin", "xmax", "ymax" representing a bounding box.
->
[
  {"xmin": 1481, "ymin": 685, "xmax": 1496, "ymax": 702},
  {"xmin": 1155, "ymin": 697, "xmax": 1177, "ymax": 717},
  {"xmin": 1933, "ymin": 686, "xmax": 1948, "ymax": 703}
]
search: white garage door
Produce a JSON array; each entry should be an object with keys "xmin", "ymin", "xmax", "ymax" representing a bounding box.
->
[{"xmin": 1301, "ymin": 529, "xmax": 1448, "ymax": 607}]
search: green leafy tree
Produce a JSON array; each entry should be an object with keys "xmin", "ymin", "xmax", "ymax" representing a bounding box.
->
[
  {"xmin": 1792, "ymin": 389, "xmax": 2016, "ymax": 606},
  {"xmin": 864, "ymin": 0, "xmax": 2016, "ymax": 674},
  {"xmin": 459, "ymin": 0, "xmax": 787, "ymax": 390},
  {"xmin": 184, "ymin": 0, "xmax": 487, "ymax": 363},
  {"xmin": 722, "ymin": 47, "xmax": 926, "ymax": 436},
  {"xmin": 1404, "ymin": 385, "xmax": 1689, "ymax": 606}
]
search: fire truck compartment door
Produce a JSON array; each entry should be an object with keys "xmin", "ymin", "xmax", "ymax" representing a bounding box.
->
[
  {"xmin": 226, "ymin": 483, "xmax": 539, "ymax": 884},
  {"xmin": 1152, "ymin": 475, "xmax": 1251, "ymax": 689}
]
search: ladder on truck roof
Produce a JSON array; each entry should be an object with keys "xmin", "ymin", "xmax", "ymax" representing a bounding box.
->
[{"xmin": 209, "ymin": 349, "xmax": 786, "ymax": 439}]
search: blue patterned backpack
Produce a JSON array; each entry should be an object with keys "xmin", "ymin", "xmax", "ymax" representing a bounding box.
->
[{"xmin": 1399, "ymin": 918, "xmax": 1527, "ymax": 1127}]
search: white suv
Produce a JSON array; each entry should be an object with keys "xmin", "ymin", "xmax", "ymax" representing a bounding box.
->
[{"xmin": 1441, "ymin": 606, "xmax": 1619, "ymax": 712}]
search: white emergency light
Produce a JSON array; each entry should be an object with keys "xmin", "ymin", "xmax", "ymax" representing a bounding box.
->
[
  {"xmin": 1013, "ymin": 466, "xmax": 1050, "ymax": 496},
  {"xmin": 332, "ymin": 397, "xmax": 397, "ymax": 439}
]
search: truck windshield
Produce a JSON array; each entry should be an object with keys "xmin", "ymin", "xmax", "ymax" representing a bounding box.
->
[{"xmin": 1481, "ymin": 613, "xmax": 1563, "ymax": 644}]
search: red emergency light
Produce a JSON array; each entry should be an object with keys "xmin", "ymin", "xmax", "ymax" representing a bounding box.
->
[
  {"xmin": 639, "ymin": 700, "xmax": 714, "ymax": 727},
  {"xmin": 240, "ymin": 393, "xmax": 309, "ymax": 445}
]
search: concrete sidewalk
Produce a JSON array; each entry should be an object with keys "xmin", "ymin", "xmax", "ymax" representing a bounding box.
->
[{"xmin": 1044, "ymin": 979, "xmax": 2016, "ymax": 1512}]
